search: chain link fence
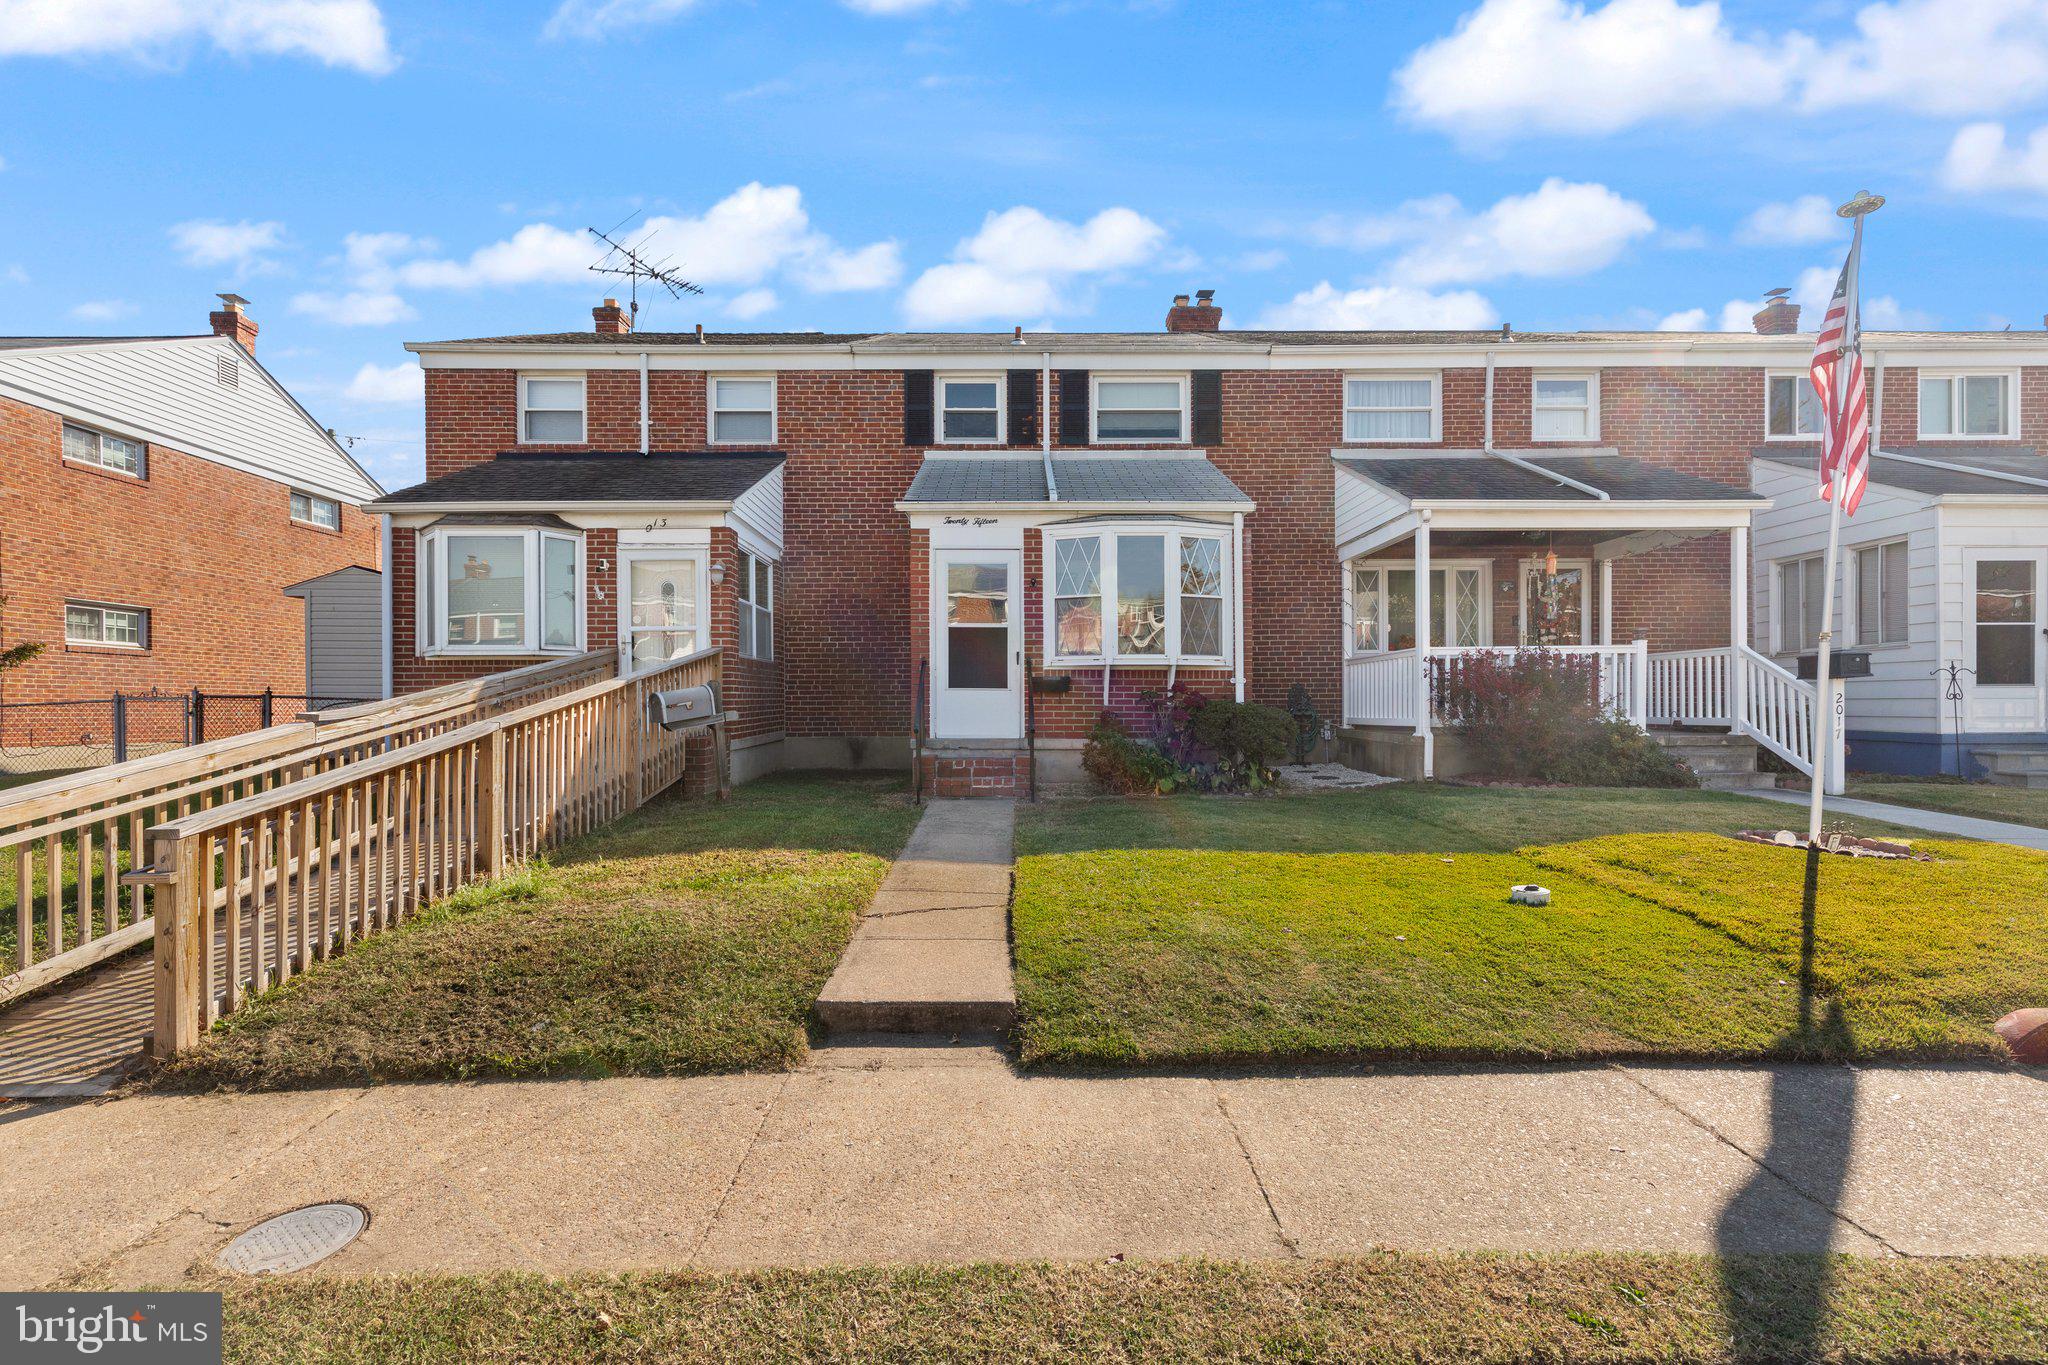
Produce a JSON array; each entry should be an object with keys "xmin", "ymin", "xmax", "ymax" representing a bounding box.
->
[{"xmin": 0, "ymin": 690, "xmax": 369, "ymax": 778}]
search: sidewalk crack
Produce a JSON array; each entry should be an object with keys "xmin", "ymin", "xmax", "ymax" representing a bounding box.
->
[
  {"xmin": 687, "ymin": 1071, "xmax": 793, "ymax": 1264},
  {"xmin": 1210, "ymin": 1081, "xmax": 1301, "ymax": 1259}
]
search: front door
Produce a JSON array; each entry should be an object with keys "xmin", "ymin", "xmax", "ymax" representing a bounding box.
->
[
  {"xmin": 1964, "ymin": 549, "xmax": 2047, "ymax": 732},
  {"xmin": 931, "ymin": 548, "xmax": 1022, "ymax": 739},
  {"xmin": 1521, "ymin": 558, "xmax": 1591, "ymax": 645},
  {"xmin": 619, "ymin": 550, "xmax": 707, "ymax": 676}
]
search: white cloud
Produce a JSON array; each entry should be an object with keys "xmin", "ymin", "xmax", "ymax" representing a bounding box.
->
[
  {"xmin": 1942, "ymin": 120, "xmax": 2048, "ymax": 193},
  {"xmin": 1656, "ymin": 307, "xmax": 1708, "ymax": 331},
  {"xmin": 543, "ymin": 0, "xmax": 701, "ymax": 41},
  {"xmin": 0, "ymin": 0, "xmax": 395, "ymax": 74},
  {"xmin": 168, "ymin": 218, "xmax": 286, "ymax": 272},
  {"xmin": 1393, "ymin": 0, "xmax": 2048, "ymax": 139},
  {"xmin": 901, "ymin": 205, "xmax": 1168, "ymax": 324},
  {"xmin": 70, "ymin": 299, "xmax": 135, "ymax": 322},
  {"xmin": 1307, "ymin": 180, "xmax": 1653, "ymax": 288},
  {"xmin": 345, "ymin": 359, "xmax": 424, "ymax": 404},
  {"xmin": 842, "ymin": 0, "xmax": 952, "ymax": 12},
  {"xmin": 1737, "ymin": 195, "xmax": 1842, "ymax": 245},
  {"xmin": 725, "ymin": 288, "xmax": 778, "ymax": 320},
  {"xmin": 1662, "ymin": 265, "xmax": 1925, "ymax": 337},
  {"xmin": 2, "ymin": 264, "xmax": 27, "ymax": 286},
  {"xmin": 1252, "ymin": 282, "xmax": 1498, "ymax": 331},
  {"xmin": 789, "ymin": 240, "xmax": 903, "ymax": 292},
  {"xmin": 290, "ymin": 289, "xmax": 415, "ymax": 326}
]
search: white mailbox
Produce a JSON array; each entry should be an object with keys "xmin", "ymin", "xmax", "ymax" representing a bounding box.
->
[{"xmin": 648, "ymin": 683, "xmax": 723, "ymax": 732}]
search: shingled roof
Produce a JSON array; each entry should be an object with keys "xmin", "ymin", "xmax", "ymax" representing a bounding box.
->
[
  {"xmin": 902, "ymin": 455, "xmax": 1252, "ymax": 507},
  {"xmin": 1336, "ymin": 450, "xmax": 1757, "ymax": 503},
  {"xmin": 1754, "ymin": 445, "xmax": 2048, "ymax": 497},
  {"xmin": 373, "ymin": 451, "xmax": 783, "ymax": 506}
]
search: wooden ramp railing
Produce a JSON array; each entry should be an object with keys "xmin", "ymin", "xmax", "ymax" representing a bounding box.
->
[
  {"xmin": 1, "ymin": 651, "xmax": 615, "ymax": 1005},
  {"xmin": 135, "ymin": 648, "xmax": 722, "ymax": 1058}
]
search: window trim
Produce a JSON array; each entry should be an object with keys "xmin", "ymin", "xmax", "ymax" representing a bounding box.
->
[
  {"xmin": 737, "ymin": 548, "xmax": 775, "ymax": 661},
  {"xmin": 517, "ymin": 373, "xmax": 587, "ymax": 445},
  {"xmin": 1917, "ymin": 368, "xmax": 2019, "ymax": 441},
  {"xmin": 289, "ymin": 489, "xmax": 342, "ymax": 531},
  {"xmin": 64, "ymin": 599, "xmax": 149, "ymax": 650},
  {"xmin": 1345, "ymin": 559, "xmax": 1493, "ymax": 655},
  {"xmin": 1089, "ymin": 374, "xmax": 1189, "ymax": 445},
  {"xmin": 60, "ymin": 421, "xmax": 147, "ymax": 478},
  {"xmin": 936, "ymin": 372, "xmax": 1006, "ymax": 446},
  {"xmin": 709, "ymin": 373, "xmax": 778, "ymax": 446},
  {"xmin": 1043, "ymin": 520, "xmax": 1231, "ymax": 666},
  {"xmin": 1851, "ymin": 537, "xmax": 1911, "ymax": 649},
  {"xmin": 1764, "ymin": 370, "xmax": 1824, "ymax": 441},
  {"xmin": 417, "ymin": 525, "xmax": 585, "ymax": 657},
  {"xmin": 1530, "ymin": 371, "xmax": 1600, "ymax": 443},
  {"xmin": 1342, "ymin": 371, "xmax": 1443, "ymax": 445},
  {"xmin": 1773, "ymin": 553, "xmax": 1828, "ymax": 656}
]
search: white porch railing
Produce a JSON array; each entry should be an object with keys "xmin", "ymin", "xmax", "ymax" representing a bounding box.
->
[{"xmin": 1344, "ymin": 642, "xmax": 1846, "ymax": 792}]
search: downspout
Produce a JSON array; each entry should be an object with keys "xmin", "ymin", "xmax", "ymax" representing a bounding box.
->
[
  {"xmin": 1232, "ymin": 512, "xmax": 1246, "ymax": 703},
  {"xmin": 1040, "ymin": 351, "xmax": 1057, "ymax": 501},
  {"xmin": 638, "ymin": 351, "xmax": 650, "ymax": 454},
  {"xmin": 378, "ymin": 514, "xmax": 394, "ymax": 700},
  {"xmin": 1480, "ymin": 349, "xmax": 1608, "ymax": 500}
]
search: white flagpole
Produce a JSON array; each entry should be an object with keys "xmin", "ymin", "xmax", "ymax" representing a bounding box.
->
[{"xmin": 1807, "ymin": 198, "xmax": 1876, "ymax": 842}]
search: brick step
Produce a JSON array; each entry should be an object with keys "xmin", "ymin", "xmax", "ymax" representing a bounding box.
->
[{"xmin": 1648, "ymin": 730, "xmax": 1774, "ymax": 792}]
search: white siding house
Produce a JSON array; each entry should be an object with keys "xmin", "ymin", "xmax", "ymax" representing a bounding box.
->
[{"xmin": 1753, "ymin": 447, "xmax": 2048, "ymax": 779}]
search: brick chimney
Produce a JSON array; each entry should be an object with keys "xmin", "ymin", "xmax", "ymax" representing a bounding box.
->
[
  {"xmin": 1166, "ymin": 288, "xmax": 1222, "ymax": 333},
  {"xmin": 208, "ymin": 293, "xmax": 258, "ymax": 353},
  {"xmin": 1751, "ymin": 289, "xmax": 1800, "ymax": 335},
  {"xmin": 593, "ymin": 297, "xmax": 631, "ymax": 334}
]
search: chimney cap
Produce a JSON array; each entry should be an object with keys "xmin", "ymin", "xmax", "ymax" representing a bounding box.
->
[
  {"xmin": 216, "ymin": 292, "xmax": 250, "ymax": 311},
  {"xmin": 1195, "ymin": 288, "xmax": 1214, "ymax": 304},
  {"xmin": 1763, "ymin": 286, "xmax": 1791, "ymax": 301}
]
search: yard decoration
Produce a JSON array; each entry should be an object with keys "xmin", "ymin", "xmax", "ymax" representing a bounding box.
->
[
  {"xmin": 1285, "ymin": 683, "xmax": 1321, "ymax": 767},
  {"xmin": 1509, "ymin": 885, "xmax": 1551, "ymax": 906},
  {"xmin": 1734, "ymin": 829, "xmax": 1928, "ymax": 861}
]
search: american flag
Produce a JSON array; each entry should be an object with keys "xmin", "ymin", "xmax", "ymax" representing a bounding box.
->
[{"xmin": 1811, "ymin": 246, "xmax": 1870, "ymax": 513}]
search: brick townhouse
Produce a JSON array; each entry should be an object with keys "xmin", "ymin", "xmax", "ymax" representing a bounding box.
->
[
  {"xmin": 0, "ymin": 298, "xmax": 385, "ymax": 721},
  {"xmin": 373, "ymin": 291, "xmax": 2048, "ymax": 793}
]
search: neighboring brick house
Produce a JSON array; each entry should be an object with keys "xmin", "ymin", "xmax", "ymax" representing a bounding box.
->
[
  {"xmin": 0, "ymin": 298, "xmax": 385, "ymax": 711},
  {"xmin": 376, "ymin": 292, "xmax": 2048, "ymax": 793}
]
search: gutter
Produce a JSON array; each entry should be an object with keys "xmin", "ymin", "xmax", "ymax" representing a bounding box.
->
[{"xmin": 1477, "ymin": 348, "xmax": 1609, "ymax": 501}]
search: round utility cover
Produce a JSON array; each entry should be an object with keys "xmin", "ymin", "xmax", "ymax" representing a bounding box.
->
[{"xmin": 218, "ymin": 1202, "xmax": 368, "ymax": 1275}]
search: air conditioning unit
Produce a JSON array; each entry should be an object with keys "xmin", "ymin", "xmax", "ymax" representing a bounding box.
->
[{"xmin": 648, "ymin": 682, "xmax": 724, "ymax": 732}]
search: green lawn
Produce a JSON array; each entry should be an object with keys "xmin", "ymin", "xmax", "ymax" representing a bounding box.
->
[
  {"xmin": 1847, "ymin": 775, "xmax": 2048, "ymax": 830},
  {"xmin": 153, "ymin": 774, "xmax": 920, "ymax": 1089},
  {"xmin": 205, "ymin": 1255, "xmax": 2048, "ymax": 1363},
  {"xmin": 1013, "ymin": 788, "xmax": 2042, "ymax": 1067}
]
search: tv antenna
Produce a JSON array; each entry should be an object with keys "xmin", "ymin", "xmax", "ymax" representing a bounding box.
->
[{"xmin": 587, "ymin": 217, "xmax": 702, "ymax": 327}]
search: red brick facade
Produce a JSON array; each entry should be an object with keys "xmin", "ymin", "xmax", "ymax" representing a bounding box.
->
[{"xmin": 0, "ymin": 393, "xmax": 381, "ymax": 705}]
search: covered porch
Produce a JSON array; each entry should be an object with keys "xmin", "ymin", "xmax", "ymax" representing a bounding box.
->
[{"xmin": 1333, "ymin": 450, "xmax": 1843, "ymax": 790}]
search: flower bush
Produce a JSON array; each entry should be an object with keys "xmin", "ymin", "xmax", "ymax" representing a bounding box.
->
[
  {"xmin": 1081, "ymin": 686, "xmax": 1298, "ymax": 795},
  {"xmin": 1433, "ymin": 651, "xmax": 1696, "ymax": 788}
]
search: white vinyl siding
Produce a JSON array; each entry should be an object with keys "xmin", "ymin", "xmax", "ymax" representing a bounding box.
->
[
  {"xmin": 1854, "ymin": 540, "xmax": 1910, "ymax": 647},
  {"xmin": 1918, "ymin": 371, "xmax": 2015, "ymax": 438},
  {"xmin": 286, "ymin": 567, "xmax": 383, "ymax": 700},
  {"xmin": 711, "ymin": 376, "xmax": 776, "ymax": 444},
  {"xmin": 1344, "ymin": 374, "xmax": 1440, "ymax": 443},
  {"xmin": 519, "ymin": 375, "xmax": 585, "ymax": 444},
  {"xmin": 1530, "ymin": 373, "xmax": 1598, "ymax": 441},
  {"xmin": 65, "ymin": 600, "xmax": 148, "ymax": 648},
  {"xmin": 61, "ymin": 421, "xmax": 146, "ymax": 476}
]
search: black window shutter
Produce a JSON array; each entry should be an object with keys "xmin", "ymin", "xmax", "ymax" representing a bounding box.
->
[
  {"xmin": 1191, "ymin": 371, "xmax": 1222, "ymax": 447},
  {"xmin": 1057, "ymin": 370, "xmax": 1090, "ymax": 447},
  {"xmin": 903, "ymin": 370, "xmax": 934, "ymax": 447},
  {"xmin": 1006, "ymin": 369, "xmax": 1039, "ymax": 446}
]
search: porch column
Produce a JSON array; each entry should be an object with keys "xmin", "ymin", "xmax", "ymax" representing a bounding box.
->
[
  {"xmin": 1729, "ymin": 525, "xmax": 1748, "ymax": 730},
  {"xmin": 1414, "ymin": 515, "xmax": 1433, "ymax": 777},
  {"xmin": 1598, "ymin": 558, "xmax": 1613, "ymax": 646}
]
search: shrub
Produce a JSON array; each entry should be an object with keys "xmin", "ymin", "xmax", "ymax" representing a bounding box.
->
[
  {"xmin": 1191, "ymin": 698, "xmax": 1297, "ymax": 791},
  {"xmin": 1082, "ymin": 716, "xmax": 1185, "ymax": 794},
  {"xmin": 1434, "ymin": 651, "xmax": 1697, "ymax": 789}
]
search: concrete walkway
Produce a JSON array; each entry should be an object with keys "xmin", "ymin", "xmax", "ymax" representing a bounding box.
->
[
  {"xmin": 3, "ymin": 1053, "xmax": 2044, "ymax": 1287},
  {"xmin": 813, "ymin": 799, "xmax": 1015, "ymax": 1033},
  {"xmin": 1753, "ymin": 788, "xmax": 2048, "ymax": 851}
]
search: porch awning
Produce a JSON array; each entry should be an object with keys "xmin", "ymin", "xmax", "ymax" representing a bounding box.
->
[
  {"xmin": 900, "ymin": 454, "xmax": 1254, "ymax": 511},
  {"xmin": 1754, "ymin": 443, "xmax": 2048, "ymax": 497},
  {"xmin": 368, "ymin": 451, "xmax": 784, "ymax": 510},
  {"xmin": 1335, "ymin": 448, "xmax": 1754, "ymax": 503}
]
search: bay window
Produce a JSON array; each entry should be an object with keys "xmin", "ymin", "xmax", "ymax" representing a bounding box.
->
[
  {"xmin": 1346, "ymin": 563, "xmax": 1487, "ymax": 653},
  {"xmin": 1045, "ymin": 524, "xmax": 1230, "ymax": 664},
  {"xmin": 417, "ymin": 525, "xmax": 582, "ymax": 655}
]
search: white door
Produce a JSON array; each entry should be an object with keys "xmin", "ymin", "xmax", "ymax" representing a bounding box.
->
[
  {"xmin": 1964, "ymin": 549, "xmax": 2047, "ymax": 731},
  {"xmin": 620, "ymin": 551, "xmax": 706, "ymax": 676},
  {"xmin": 931, "ymin": 548, "xmax": 1021, "ymax": 739}
]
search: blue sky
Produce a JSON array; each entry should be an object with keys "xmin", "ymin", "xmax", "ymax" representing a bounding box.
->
[{"xmin": 3, "ymin": 0, "xmax": 2047, "ymax": 486}]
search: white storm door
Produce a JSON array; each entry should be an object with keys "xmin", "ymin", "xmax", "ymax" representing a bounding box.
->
[
  {"xmin": 932, "ymin": 548, "xmax": 1022, "ymax": 739},
  {"xmin": 620, "ymin": 551, "xmax": 706, "ymax": 675},
  {"xmin": 1964, "ymin": 550, "xmax": 2047, "ymax": 732}
]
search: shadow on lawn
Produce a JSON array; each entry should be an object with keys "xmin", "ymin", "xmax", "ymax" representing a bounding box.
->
[{"xmin": 1717, "ymin": 846, "xmax": 1860, "ymax": 1361}]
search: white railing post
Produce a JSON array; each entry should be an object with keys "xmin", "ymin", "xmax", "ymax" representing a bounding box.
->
[
  {"xmin": 1413, "ymin": 518, "xmax": 1434, "ymax": 777},
  {"xmin": 1630, "ymin": 639, "xmax": 1649, "ymax": 728}
]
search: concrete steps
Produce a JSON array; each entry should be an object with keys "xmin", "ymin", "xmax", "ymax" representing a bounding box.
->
[
  {"xmin": 1979, "ymin": 748, "xmax": 2048, "ymax": 789},
  {"xmin": 1650, "ymin": 730, "xmax": 1779, "ymax": 792}
]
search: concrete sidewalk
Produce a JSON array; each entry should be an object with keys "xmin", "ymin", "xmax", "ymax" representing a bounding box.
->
[
  {"xmin": 4, "ymin": 1053, "xmax": 2043, "ymax": 1288},
  {"xmin": 1753, "ymin": 789, "xmax": 2048, "ymax": 851}
]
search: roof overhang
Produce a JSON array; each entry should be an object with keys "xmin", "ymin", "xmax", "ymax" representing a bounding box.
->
[
  {"xmin": 367, "ymin": 498, "xmax": 738, "ymax": 515},
  {"xmin": 897, "ymin": 499, "xmax": 1255, "ymax": 516},
  {"xmin": 1336, "ymin": 500, "xmax": 1765, "ymax": 562}
]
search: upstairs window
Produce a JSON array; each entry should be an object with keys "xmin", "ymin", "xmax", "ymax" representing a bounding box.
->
[
  {"xmin": 737, "ymin": 550, "xmax": 774, "ymax": 660},
  {"xmin": 519, "ymin": 375, "xmax": 585, "ymax": 443},
  {"xmin": 939, "ymin": 375, "xmax": 1002, "ymax": 444},
  {"xmin": 711, "ymin": 376, "xmax": 776, "ymax": 444},
  {"xmin": 290, "ymin": 490, "xmax": 341, "ymax": 530},
  {"xmin": 418, "ymin": 526, "xmax": 581, "ymax": 655},
  {"xmin": 1344, "ymin": 374, "xmax": 1439, "ymax": 442},
  {"xmin": 1777, "ymin": 555, "xmax": 1826, "ymax": 654},
  {"xmin": 65, "ymin": 600, "xmax": 148, "ymax": 649},
  {"xmin": 1046, "ymin": 524, "xmax": 1228, "ymax": 663},
  {"xmin": 1854, "ymin": 540, "xmax": 1909, "ymax": 646},
  {"xmin": 1531, "ymin": 373, "xmax": 1598, "ymax": 441},
  {"xmin": 62, "ymin": 422, "xmax": 145, "ymax": 477},
  {"xmin": 1092, "ymin": 376, "xmax": 1186, "ymax": 443},
  {"xmin": 1919, "ymin": 372, "xmax": 2012, "ymax": 438},
  {"xmin": 1767, "ymin": 373, "xmax": 1824, "ymax": 438}
]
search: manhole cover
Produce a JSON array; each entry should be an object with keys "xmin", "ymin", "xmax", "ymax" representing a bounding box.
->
[{"xmin": 217, "ymin": 1202, "xmax": 368, "ymax": 1275}]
